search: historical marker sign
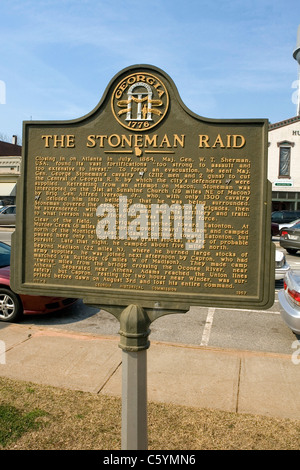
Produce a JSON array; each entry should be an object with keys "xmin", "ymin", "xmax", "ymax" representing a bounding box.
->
[{"xmin": 11, "ymin": 65, "xmax": 274, "ymax": 314}]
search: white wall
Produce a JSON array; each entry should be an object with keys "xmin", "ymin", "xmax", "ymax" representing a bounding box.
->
[{"xmin": 268, "ymin": 118, "xmax": 300, "ymax": 193}]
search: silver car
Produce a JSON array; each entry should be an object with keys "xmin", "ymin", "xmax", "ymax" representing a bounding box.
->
[
  {"xmin": 279, "ymin": 221, "xmax": 300, "ymax": 255},
  {"xmin": 275, "ymin": 249, "xmax": 290, "ymax": 280},
  {"xmin": 0, "ymin": 205, "xmax": 16, "ymax": 225},
  {"xmin": 278, "ymin": 270, "xmax": 300, "ymax": 334}
]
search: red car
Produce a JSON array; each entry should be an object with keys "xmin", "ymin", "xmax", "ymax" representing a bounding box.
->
[{"xmin": 0, "ymin": 241, "xmax": 77, "ymax": 322}]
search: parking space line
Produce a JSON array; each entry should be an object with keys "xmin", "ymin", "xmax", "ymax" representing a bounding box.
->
[
  {"xmin": 201, "ymin": 307, "xmax": 215, "ymax": 346},
  {"xmin": 214, "ymin": 307, "xmax": 280, "ymax": 315}
]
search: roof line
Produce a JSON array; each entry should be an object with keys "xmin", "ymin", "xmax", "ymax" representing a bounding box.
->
[{"xmin": 269, "ymin": 115, "xmax": 300, "ymax": 130}]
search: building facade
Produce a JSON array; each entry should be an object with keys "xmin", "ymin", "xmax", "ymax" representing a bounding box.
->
[
  {"xmin": 268, "ymin": 116, "xmax": 300, "ymax": 211},
  {"xmin": 0, "ymin": 137, "xmax": 21, "ymax": 206}
]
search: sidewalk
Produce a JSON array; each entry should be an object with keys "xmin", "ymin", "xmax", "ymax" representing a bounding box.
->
[{"xmin": 1, "ymin": 322, "xmax": 300, "ymax": 421}]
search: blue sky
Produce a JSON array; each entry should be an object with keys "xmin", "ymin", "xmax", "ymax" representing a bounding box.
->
[{"xmin": 0, "ymin": 0, "xmax": 299, "ymax": 142}]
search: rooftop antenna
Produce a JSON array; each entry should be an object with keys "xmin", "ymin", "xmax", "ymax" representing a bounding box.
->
[{"xmin": 293, "ymin": 24, "xmax": 300, "ymax": 116}]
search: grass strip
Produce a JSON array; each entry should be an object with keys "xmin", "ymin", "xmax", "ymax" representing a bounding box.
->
[{"xmin": 1, "ymin": 376, "xmax": 300, "ymax": 450}]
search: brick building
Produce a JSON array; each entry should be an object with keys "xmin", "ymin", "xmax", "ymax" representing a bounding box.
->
[{"xmin": 0, "ymin": 136, "xmax": 21, "ymax": 206}]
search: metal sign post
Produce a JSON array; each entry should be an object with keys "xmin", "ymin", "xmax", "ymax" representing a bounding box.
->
[
  {"xmin": 121, "ymin": 349, "xmax": 148, "ymax": 450},
  {"xmin": 118, "ymin": 304, "xmax": 150, "ymax": 450},
  {"xmin": 10, "ymin": 63, "xmax": 275, "ymax": 451}
]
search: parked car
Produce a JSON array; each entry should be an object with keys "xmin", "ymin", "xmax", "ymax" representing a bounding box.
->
[
  {"xmin": 0, "ymin": 205, "xmax": 16, "ymax": 225},
  {"xmin": 275, "ymin": 249, "xmax": 290, "ymax": 280},
  {"xmin": 278, "ymin": 218, "xmax": 300, "ymax": 231},
  {"xmin": 278, "ymin": 269, "xmax": 300, "ymax": 334},
  {"xmin": 280, "ymin": 222, "xmax": 300, "ymax": 254},
  {"xmin": 0, "ymin": 241, "xmax": 77, "ymax": 322},
  {"xmin": 271, "ymin": 210, "xmax": 300, "ymax": 224}
]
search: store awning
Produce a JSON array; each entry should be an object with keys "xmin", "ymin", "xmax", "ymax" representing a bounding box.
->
[{"xmin": 0, "ymin": 182, "xmax": 17, "ymax": 196}]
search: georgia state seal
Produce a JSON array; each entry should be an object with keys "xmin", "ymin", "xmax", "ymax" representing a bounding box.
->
[{"xmin": 111, "ymin": 72, "xmax": 169, "ymax": 131}]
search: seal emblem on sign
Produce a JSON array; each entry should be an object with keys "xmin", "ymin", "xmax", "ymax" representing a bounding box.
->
[{"xmin": 111, "ymin": 72, "xmax": 169, "ymax": 131}]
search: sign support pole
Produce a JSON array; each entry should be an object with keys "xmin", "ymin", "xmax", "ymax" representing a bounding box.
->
[
  {"xmin": 121, "ymin": 349, "xmax": 147, "ymax": 450},
  {"xmin": 118, "ymin": 304, "xmax": 151, "ymax": 450}
]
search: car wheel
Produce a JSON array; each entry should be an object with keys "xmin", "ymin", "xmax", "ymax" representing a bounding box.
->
[
  {"xmin": 0, "ymin": 288, "xmax": 23, "ymax": 322},
  {"xmin": 286, "ymin": 248, "xmax": 298, "ymax": 255}
]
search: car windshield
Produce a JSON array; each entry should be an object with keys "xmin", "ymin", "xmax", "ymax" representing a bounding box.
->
[
  {"xmin": 291, "ymin": 222, "xmax": 300, "ymax": 229},
  {"xmin": 0, "ymin": 242, "xmax": 11, "ymax": 268}
]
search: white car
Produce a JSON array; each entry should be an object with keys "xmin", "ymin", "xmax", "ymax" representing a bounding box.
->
[
  {"xmin": 279, "ymin": 219, "xmax": 300, "ymax": 231},
  {"xmin": 278, "ymin": 270, "xmax": 300, "ymax": 334},
  {"xmin": 275, "ymin": 249, "xmax": 290, "ymax": 280}
]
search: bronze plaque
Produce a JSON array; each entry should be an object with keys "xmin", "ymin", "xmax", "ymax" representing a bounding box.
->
[{"xmin": 11, "ymin": 65, "xmax": 274, "ymax": 313}]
